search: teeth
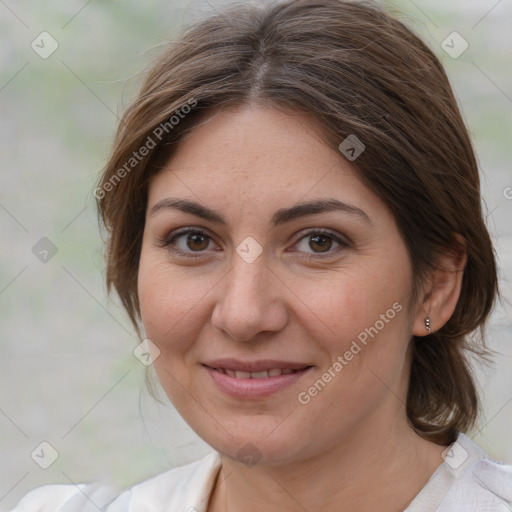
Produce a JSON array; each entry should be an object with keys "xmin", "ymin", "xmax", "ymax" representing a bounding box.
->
[
  {"xmin": 216, "ymin": 368, "xmax": 301, "ymax": 378},
  {"xmin": 251, "ymin": 371, "xmax": 269, "ymax": 379}
]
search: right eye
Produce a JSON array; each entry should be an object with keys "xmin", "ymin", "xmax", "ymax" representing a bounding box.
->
[{"xmin": 162, "ymin": 228, "xmax": 219, "ymax": 258}]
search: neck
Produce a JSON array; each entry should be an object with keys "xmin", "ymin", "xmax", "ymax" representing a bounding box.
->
[{"xmin": 207, "ymin": 417, "xmax": 447, "ymax": 512}]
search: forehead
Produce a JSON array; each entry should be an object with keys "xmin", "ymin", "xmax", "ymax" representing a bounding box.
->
[
  {"xmin": 143, "ymin": 105, "xmax": 396, "ymax": 235},
  {"xmin": 149, "ymin": 105, "xmax": 364, "ymax": 198}
]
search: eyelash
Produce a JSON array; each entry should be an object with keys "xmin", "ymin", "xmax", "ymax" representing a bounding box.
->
[{"xmin": 161, "ymin": 227, "xmax": 350, "ymax": 260}]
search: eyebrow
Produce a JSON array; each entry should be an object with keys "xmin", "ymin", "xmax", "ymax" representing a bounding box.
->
[{"xmin": 150, "ymin": 197, "xmax": 372, "ymax": 226}]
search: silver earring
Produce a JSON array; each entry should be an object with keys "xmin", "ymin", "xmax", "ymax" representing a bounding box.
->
[{"xmin": 425, "ymin": 317, "xmax": 431, "ymax": 334}]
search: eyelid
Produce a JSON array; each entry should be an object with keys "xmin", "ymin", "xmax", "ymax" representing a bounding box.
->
[{"xmin": 293, "ymin": 227, "xmax": 350, "ymax": 245}]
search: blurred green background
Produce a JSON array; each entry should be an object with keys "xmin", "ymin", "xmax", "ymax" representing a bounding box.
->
[{"xmin": 1, "ymin": 0, "xmax": 511, "ymax": 508}]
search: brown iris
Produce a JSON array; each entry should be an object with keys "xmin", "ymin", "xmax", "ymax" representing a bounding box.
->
[{"xmin": 309, "ymin": 234, "xmax": 332, "ymax": 253}]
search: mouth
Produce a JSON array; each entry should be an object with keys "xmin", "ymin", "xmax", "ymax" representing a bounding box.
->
[
  {"xmin": 206, "ymin": 367, "xmax": 310, "ymax": 379},
  {"xmin": 201, "ymin": 360, "xmax": 314, "ymax": 399}
]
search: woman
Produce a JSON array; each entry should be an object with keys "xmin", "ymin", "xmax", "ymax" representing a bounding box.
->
[{"xmin": 11, "ymin": 0, "xmax": 512, "ymax": 510}]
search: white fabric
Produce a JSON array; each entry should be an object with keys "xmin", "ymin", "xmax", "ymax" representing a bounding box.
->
[{"xmin": 8, "ymin": 433, "xmax": 512, "ymax": 511}]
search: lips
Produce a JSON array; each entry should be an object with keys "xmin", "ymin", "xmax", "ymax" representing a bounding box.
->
[
  {"xmin": 202, "ymin": 358, "xmax": 312, "ymax": 377},
  {"xmin": 213, "ymin": 367, "xmax": 299, "ymax": 379},
  {"xmin": 203, "ymin": 360, "xmax": 314, "ymax": 399}
]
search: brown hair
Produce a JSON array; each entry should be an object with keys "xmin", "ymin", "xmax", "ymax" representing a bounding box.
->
[{"xmin": 97, "ymin": 0, "xmax": 498, "ymax": 445}]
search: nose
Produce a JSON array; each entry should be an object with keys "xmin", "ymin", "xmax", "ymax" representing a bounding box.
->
[{"xmin": 211, "ymin": 252, "xmax": 288, "ymax": 342}]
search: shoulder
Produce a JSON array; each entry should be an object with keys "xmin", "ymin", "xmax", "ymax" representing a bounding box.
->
[
  {"xmin": 7, "ymin": 482, "xmax": 119, "ymax": 512},
  {"xmin": 108, "ymin": 450, "xmax": 221, "ymax": 510},
  {"xmin": 9, "ymin": 451, "xmax": 222, "ymax": 512},
  {"xmin": 438, "ymin": 433, "xmax": 512, "ymax": 511}
]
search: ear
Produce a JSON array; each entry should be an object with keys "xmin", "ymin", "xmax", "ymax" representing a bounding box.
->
[{"xmin": 412, "ymin": 234, "xmax": 467, "ymax": 336}]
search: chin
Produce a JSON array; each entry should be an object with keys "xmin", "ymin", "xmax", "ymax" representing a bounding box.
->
[{"xmin": 194, "ymin": 423, "xmax": 313, "ymax": 467}]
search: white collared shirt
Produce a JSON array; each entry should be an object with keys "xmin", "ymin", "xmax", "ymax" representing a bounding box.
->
[{"xmin": 8, "ymin": 433, "xmax": 512, "ymax": 511}]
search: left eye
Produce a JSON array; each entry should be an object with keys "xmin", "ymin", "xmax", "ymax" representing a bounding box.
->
[
  {"xmin": 292, "ymin": 230, "xmax": 347, "ymax": 256},
  {"xmin": 163, "ymin": 228, "xmax": 347, "ymax": 258}
]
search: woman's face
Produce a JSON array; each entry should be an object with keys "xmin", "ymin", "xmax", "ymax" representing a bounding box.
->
[{"xmin": 138, "ymin": 105, "xmax": 422, "ymax": 465}]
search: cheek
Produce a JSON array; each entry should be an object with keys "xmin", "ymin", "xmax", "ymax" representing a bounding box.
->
[
  {"xmin": 294, "ymin": 262, "xmax": 412, "ymax": 393},
  {"xmin": 292, "ymin": 264, "xmax": 398, "ymax": 350},
  {"xmin": 294, "ymin": 276, "xmax": 411, "ymax": 434},
  {"xmin": 137, "ymin": 257, "xmax": 210, "ymax": 407},
  {"xmin": 138, "ymin": 256, "xmax": 187, "ymax": 337},
  {"xmin": 137, "ymin": 255, "xmax": 221, "ymax": 358}
]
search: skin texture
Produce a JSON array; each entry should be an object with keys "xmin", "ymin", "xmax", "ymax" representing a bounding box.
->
[{"xmin": 138, "ymin": 105, "xmax": 466, "ymax": 512}]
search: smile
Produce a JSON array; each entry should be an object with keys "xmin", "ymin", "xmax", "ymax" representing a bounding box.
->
[
  {"xmin": 211, "ymin": 367, "xmax": 299, "ymax": 378},
  {"xmin": 202, "ymin": 363, "xmax": 314, "ymax": 399}
]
